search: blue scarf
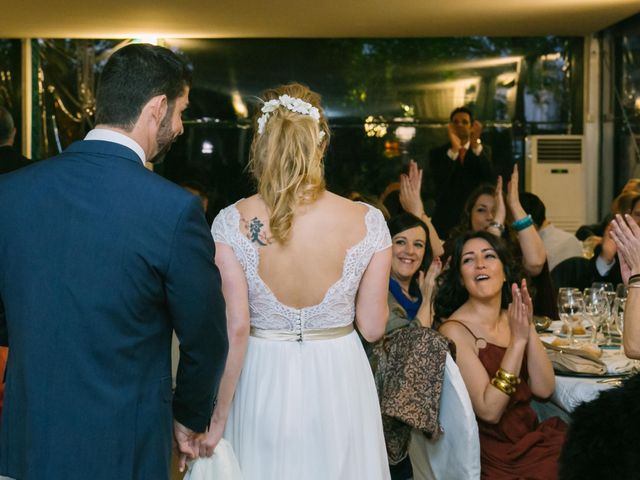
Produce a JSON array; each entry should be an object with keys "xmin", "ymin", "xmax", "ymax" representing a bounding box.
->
[{"xmin": 389, "ymin": 277, "xmax": 422, "ymax": 320}]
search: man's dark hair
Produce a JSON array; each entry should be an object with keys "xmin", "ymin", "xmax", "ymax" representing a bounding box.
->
[
  {"xmin": 449, "ymin": 106, "xmax": 474, "ymax": 123},
  {"xmin": 95, "ymin": 43, "xmax": 192, "ymax": 130},
  {"xmin": 0, "ymin": 106, "xmax": 15, "ymax": 144},
  {"xmin": 519, "ymin": 192, "xmax": 546, "ymax": 228}
]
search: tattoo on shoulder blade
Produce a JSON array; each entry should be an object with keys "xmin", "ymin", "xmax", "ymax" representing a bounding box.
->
[{"xmin": 242, "ymin": 217, "xmax": 270, "ymax": 246}]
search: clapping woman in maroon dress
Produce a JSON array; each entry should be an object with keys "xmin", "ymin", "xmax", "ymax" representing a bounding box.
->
[{"xmin": 435, "ymin": 230, "xmax": 566, "ymax": 480}]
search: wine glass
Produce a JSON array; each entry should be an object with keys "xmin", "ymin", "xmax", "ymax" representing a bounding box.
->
[
  {"xmin": 557, "ymin": 289, "xmax": 585, "ymax": 345},
  {"xmin": 592, "ymin": 282, "xmax": 616, "ymax": 310},
  {"xmin": 611, "ymin": 284, "xmax": 627, "ymax": 343},
  {"xmin": 583, "ymin": 288, "xmax": 608, "ymax": 344}
]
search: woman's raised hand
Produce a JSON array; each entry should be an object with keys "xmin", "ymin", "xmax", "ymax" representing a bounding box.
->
[
  {"xmin": 508, "ymin": 281, "xmax": 531, "ymax": 344},
  {"xmin": 399, "ymin": 160, "xmax": 425, "ymax": 218},
  {"xmin": 494, "ymin": 175, "xmax": 506, "ymax": 225},
  {"xmin": 506, "ymin": 164, "xmax": 527, "ymax": 219},
  {"xmin": 611, "ymin": 214, "xmax": 640, "ymax": 282},
  {"xmin": 418, "ymin": 257, "xmax": 443, "ymax": 299}
]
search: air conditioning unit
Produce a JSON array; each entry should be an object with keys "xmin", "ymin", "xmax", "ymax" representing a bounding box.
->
[{"xmin": 525, "ymin": 135, "xmax": 586, "ymax": 233}]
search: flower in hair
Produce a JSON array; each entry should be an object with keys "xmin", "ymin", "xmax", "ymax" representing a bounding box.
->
[
  {"xmin": 257, "ymin": 94, "xmax": 325, "ymax": 142},
  {"xmin": 262, "ymin": 99, "xmax": 280, "ymax": 113}
]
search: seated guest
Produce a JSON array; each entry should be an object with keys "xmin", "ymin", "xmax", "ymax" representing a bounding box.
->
[
  {"xmin": 370, "ymin": 212, "xmax": 447, "ymax": 480},
  {"xmin": 179, "ymin": 179, "xmax": 213, "ymax": 225},
  {"xmin": 435, "ymin": 231, "xmax": 567, "ymax": 479},
  {"xmin": 611, "ymin": 212, "xmax": 640, "ymax": 359},
  {"xmin": 444, "ymin": 165, "xmax": 557, "ymax": 319},
  {"xmin": 560, "ymin": 373, "xmax": 640, "ymax": 480},
  {"xmin": 386, "ymin": 213, "xmax": 442, "ymax": 332},
  {"xmin": 576, "ymin": 179, "xmax": 640, "ymax": 241},
  {"xmin": 589, "ymin": 193, "xmax": 640, "ymax": 287},
  {"xmin": 519, "ymin": 192, "xmax": 583, "ymax": 271},
  {"xmin": 0, "ymin": 106, "xmax": 30, "ymax": 174}
]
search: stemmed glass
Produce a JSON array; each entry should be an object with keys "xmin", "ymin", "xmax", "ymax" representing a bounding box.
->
[
  {"xmin": 592, "ymin": 282, "xmax": 616, "ymax": 310},
  {"xmin": 610, "ymin": 284, "xmax": 627, "ymax": 342},
  {"xmin": 583, "ymin": 288, "xmax": 608, "ymax": 344},
  {"xmin": 557, "ymin": 288, "xmax": 585, "ymax": 345}
]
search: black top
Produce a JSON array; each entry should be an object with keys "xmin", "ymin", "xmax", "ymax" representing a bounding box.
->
[{"xmin": 0, "ymin": 145, "xmax": 30, "ymax": 174}]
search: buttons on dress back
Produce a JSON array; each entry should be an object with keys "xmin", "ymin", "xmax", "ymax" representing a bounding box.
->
[{"xmin": 296, "ymin": 311, "xmax": 303, "ymax": 342}]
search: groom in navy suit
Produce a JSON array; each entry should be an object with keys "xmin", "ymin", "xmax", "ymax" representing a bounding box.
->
[{"xmin": 0, "ymin": 44, "xmax": 228, "ymax": 479}]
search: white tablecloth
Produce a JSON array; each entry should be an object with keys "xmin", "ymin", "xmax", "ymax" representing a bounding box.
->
[
  {"xmin": 550, "ymin": 349, "xmax": 637, "ymax": 413},
  {"xmin": 552, "ymin": 375, "xmax": 612, "ymax": 412}
]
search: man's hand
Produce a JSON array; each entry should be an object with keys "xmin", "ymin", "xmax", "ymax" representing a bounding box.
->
[
  {"xmin": 173, "ymin": 420, "xmax": 204, "ymax": 473},
  {"xmin": 470, "ymin": 120, "xmax": 483, "ymax": 146},
  {"xmin": 447, "ymin": 123, "xmax": 462, "ymax": 152}
]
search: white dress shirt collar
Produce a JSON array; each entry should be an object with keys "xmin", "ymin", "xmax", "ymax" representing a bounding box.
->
[{"xmin": 84, "ymin": 128, "xmax": 146, "ymax": 164}]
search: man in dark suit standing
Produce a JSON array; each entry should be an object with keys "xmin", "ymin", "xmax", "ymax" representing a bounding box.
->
[
  {"xmin": 429, "ymin": 106, "xmax": 495, "ymax": 239},
  {"xmin": 0, "ymin": 43, "xmax": 228, "ymax": 480},
  {"xmin": 0, "ymin": 106, "xmax": 30, "ymax": 174}
]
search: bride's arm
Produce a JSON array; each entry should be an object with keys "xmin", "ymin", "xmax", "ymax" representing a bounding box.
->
[
  {"xmin": 198, "ymin": 243, "xmax": 250, "ymax": 456},
  {"xmin": 355, "ymin": 247, "xmax": 392, "ymax": 342}
]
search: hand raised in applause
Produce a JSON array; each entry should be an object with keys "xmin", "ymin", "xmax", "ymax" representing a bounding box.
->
[
  {"xmin": 418, "ymin": 257, "xmax": 443, "ymax": 302},
  {"xmin": 505, "ymin": 164, "xmax": 527, "ymax": 220},
  {"xmin": 508, "ymin": 280, "xmax": 532, "ymax": 345},
  {"xmin": 399, "ymin": 160, "xmax": 425, "ymax": 218},
  {"xmin": 600, "ymin": 222, "xmax": 618, "ymax": 265},
  {"xmin": 447, "ymin": 123, "xmax": 462, "ymax": 153},
  {"xmin": 470, "ymin": 120, "xmax": 483, "ymax": 147},
  {"xmin": 493, "ymin": 175, "xmax": 506, "ymax": 226},
  {"xmin": 611, "ymin": 214, "xmax": 640, "ymax": 283}
]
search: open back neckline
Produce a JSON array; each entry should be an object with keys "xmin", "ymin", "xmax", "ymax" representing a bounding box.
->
[{"xmin": 230, "ymin": 201, "xmax": 374, "ymax": 312}]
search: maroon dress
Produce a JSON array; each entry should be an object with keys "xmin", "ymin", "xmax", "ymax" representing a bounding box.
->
[{"xmin": 477, "ymin": 342, "xmax": 567, "ymax": 479}]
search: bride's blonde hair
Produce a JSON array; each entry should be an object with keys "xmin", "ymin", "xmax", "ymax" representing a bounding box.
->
[{"xmin": 248, "ymin": 83, "xmax": 329, "ymax": 243}]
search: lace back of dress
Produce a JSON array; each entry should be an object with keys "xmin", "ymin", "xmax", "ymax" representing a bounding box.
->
[{"xmin": 212, "ymin": 202, "xmax": 390, "ymax": 332}]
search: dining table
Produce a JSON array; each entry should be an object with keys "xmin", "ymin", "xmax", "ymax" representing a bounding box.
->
[{"xmin": 533, "ymin": 325, "xmax": 638, "ymax": 422}]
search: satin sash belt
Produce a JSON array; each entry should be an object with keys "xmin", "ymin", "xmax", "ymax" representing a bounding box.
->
[{"xmin": 250, "ymin": 323, "xmax": 354, "ymax": 342}]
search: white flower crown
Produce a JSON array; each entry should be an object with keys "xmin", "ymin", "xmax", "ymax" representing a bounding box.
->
[{"xmin": 257, "ymin": 94, "xmax": 326, "ymax": 142}]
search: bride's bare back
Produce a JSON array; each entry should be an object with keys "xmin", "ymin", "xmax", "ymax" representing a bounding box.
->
[{"xmin": 236, "ymin": 191, "xmax": 368, "ymax": 309}]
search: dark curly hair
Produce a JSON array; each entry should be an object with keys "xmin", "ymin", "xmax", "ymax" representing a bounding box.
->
[
  {"xmin": 387, "ymin": 212, "xmax": 432, "ymax": 298},
  {"xmin": 434, "ymin": 230, "xmax": 520, "ymax": 325}
]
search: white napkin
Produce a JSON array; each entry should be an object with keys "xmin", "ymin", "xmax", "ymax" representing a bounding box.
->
[
  {"xmin": 604, "ymin": 354, "xmax": 637, "ymax": 374},
  {"xmin": 184, "ymin": 439, "xmax": 244, "ymax": 480}
]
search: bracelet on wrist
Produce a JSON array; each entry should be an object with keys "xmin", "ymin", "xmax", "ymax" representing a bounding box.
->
[
  {"xmin": 628, "ymin": 274, "xmax": 640, "ymax": 285},
  {"xmin": 496, "ymin": 367, "xmax": 521, "ymax": 386},
  {"xmin": 487, "ymin": 221, "xmax": 505, "ymax": 233},
  {"xmin": 511, "ymin": 214, "xmax": 534, "ymax": 232},
  {"xmin": 490, "ymin": 377, "xmax": 515, "ymax": 396}
]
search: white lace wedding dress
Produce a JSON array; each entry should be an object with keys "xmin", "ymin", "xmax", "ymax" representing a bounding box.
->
[{"xmin": 212, "ymin": 202, "xmax": 392, "ymax": 480}]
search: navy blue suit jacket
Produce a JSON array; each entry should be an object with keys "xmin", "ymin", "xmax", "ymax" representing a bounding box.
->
[{"xmin": 0, "ymin": 140, "xmax": 228, "ymax": 479}]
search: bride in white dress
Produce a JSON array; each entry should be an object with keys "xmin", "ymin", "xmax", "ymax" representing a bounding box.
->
[{"xmin": 201, "ymin": 84, "xmax": 392, "ymax": 479}]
